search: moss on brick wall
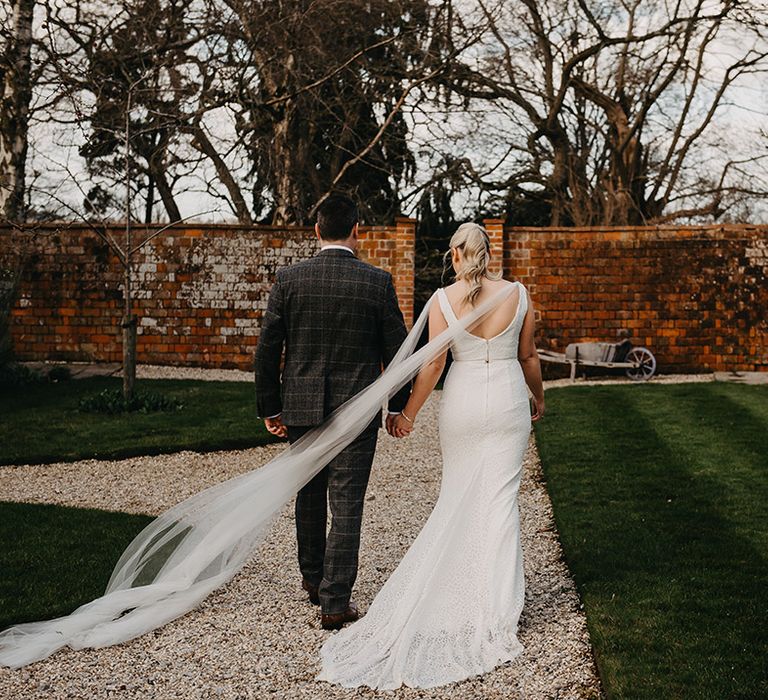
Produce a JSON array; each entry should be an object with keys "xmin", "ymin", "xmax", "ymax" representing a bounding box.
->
[
  {"xmin": 496, "ymin": 224, "xmax": 767, "ymax": 373},
  {"xmin": 0, "ymin": 221, "xmax": 416, "ymax": 370},
  {"xmin": 3, "ymin": 220, "xmax": 763, "ymax": 373}
]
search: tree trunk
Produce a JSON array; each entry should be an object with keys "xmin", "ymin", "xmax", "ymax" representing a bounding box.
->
[
  {"xmin": 123, "ymin": 92, "xmax": 136, "ymax": 402},
  {"xmin": 0, "ymin": 0, "xmax": 34, "ymax": 222},
  {"xmin": 145, "ymin": 173, "xmax": 155, "ymax": 223},
  {"xmin": 123, "ymin": 246, "xmax": 137, "ymax": 402},
  {"xmin": 270, "ymin": 109, "xmax": 306, "ymax": 225},
  {"xmin": 122, "ymin": 220, "xmax": 136, "ymax": 403},
  {"xmin": 151, "ymin": 163, "xmax": 181, "ymax": 222},
  {"xmin": 188, "ymin": 125, "xmax": 253, "ymax": 224},
  {"xmin": 544, "ymin": 125, "xmax": 573, "ymax": 226},
  {"xmin": 122, "ymin": 313, "xmax": 137, "ymax": 402}
]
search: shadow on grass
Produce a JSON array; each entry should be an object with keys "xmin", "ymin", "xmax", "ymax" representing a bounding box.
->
[
  {"xmin": 0, "ymin": 377, "xmax": 282, "ymax": 466},
  {"xmin": 534, "ymin": 383, "xmax": 768, "ymax": 699},
  {"xmin": 0, "ymin": 501, "xmax": 154, "ymax": 631}
]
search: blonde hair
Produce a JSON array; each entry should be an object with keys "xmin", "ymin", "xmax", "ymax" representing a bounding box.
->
[{"xmin": 442, "ymin": 223, "xmax": 501, "ymax": 307}]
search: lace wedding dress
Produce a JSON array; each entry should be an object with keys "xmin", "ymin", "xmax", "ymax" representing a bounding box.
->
[{"xmin": 318, "ymin": 281, "xmax": 531, "ymax": 689}]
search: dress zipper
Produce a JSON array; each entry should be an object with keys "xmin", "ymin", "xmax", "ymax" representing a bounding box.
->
[{"xmin": 485, "ymin": 339, "xmax": 490, "ymax": 418}]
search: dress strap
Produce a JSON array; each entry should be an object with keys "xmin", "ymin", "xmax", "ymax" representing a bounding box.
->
[
  {"xmin": 436, "ymin": 288, "xmax": 458, "ymax": 326},
  {"xmin": 515, "ymin": 281, "xmax": 528, "ymax": 324}
]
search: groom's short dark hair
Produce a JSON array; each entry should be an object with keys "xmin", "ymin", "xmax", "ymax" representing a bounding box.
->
[{"xmin": 316, "ymin": 194, "xmax": 359, "ymax": 241}]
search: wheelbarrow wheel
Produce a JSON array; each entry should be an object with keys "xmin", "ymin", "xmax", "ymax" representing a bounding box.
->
[{"xmin": 625, "ymin": 347, "xmax": 656, "ymax": 381}]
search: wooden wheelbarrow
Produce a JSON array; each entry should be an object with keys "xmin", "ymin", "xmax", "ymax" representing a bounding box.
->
[{"xmin": 537, "ymin": 339, "xmax": 657, "ymax": 381}]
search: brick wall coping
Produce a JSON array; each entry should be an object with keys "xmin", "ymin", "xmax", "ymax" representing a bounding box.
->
[
  {"xmin": 1, "ymin": 218, "xmax": 418, "ymax": 234},
  {"xmin": 3, "ymin": 220, "xmax": 762, "ymax": 236},
  {"xmin": 503, "ymin": 224, "xmax": 767, "ymax": 234}
]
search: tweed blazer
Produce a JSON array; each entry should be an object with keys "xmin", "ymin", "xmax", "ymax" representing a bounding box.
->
[{"xmin": 254, "ymin": 248, "xmax": 410, "ymax": 427}]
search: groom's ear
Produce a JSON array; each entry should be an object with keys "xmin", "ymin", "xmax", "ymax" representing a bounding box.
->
[
  {"xmin": 315, "ymin": 223, "xmax": 322, "ymax": 242},
  {"xmin": 351, "ymin": 223, "xmax": 359, "ymax": 240}
]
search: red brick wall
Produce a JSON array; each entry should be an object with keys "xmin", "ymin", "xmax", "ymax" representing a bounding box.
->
[
  {"xmin": 4, "ymin": 220, "xmax": 765, "ymax": 373},
  {"xmin": 489, "ymin": 222, "xmax": 767, "ymax": 373},
  {"xmin": 2, "ymin": 220, "xmax": 416, "ymax": 370}
]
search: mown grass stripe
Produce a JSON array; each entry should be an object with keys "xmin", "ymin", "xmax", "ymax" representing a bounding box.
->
[{"xmin": 534, "ymin": 383, "xmax": 768, "ymax": 699}]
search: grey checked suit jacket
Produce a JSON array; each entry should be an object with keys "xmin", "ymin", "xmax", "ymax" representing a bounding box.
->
[{"xmin": 254, "ymin": 248, "xmax": 410, "ymax": 427}]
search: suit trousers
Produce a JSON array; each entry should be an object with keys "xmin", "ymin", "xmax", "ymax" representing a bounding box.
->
[{"xmin": 287, "ymin": 418, "xmax": 379, "ymax": 614}]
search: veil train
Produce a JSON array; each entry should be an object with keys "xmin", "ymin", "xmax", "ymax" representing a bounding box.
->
[{"xmin": 0, "ymin": 284, "xmax": 517, "ymax": 669}]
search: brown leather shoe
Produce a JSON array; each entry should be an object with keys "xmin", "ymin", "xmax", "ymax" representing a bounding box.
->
[
  {"xmin": 321, "ymin": 602, "xmax": 359, "ymax": 630},
  {"xmin": 302, "ymin": 579, "xmax": 320, "ymax": 606}
]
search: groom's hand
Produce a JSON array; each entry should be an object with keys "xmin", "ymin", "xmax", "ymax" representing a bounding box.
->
[
  {"xmin": 387, "ymin": 413, "xmax": 413, "ymax": 438},
  {"xmin": 264, "ymin": 415, "xmax": 288, "ymax": 438}
]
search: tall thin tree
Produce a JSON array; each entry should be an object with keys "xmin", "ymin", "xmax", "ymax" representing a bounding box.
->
[{"xmin": 0, "ymin": 0, "xmax": 35, "ymax": 221}]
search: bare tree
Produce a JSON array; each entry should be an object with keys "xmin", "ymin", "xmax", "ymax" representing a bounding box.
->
[
  {"xmin": 37, "ymin": 0, "xmax": 209, "ymax": 223},
  {"xmin": 217, "ymin": 0, "xmax": 459, "ymax": 225},
  {"xmin": 9, "ymin": 0, "xmax": 214, "ymax": 399},
  {"xmin": 16, "ymin": 177, "xmax": 209, "ymax": 401},
  {"xmin": 26, "ymin": 0, "xmax": 456, "ymax": 226},
  {"xmin": 427, "ymin": 0, "xmax": 768, "ymax": 225},
  {"xmin": 9, "ymin": 0, "xmax": 766, "ymax": 229}
]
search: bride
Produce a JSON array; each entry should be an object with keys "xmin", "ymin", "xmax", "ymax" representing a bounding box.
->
[
  {"xmin": 0, "ymin": 223, "xmax": 545, "ymax": 689},
  {"xmin": 318, "ymin": 222, "xmax": 545, "ymax": 689}
]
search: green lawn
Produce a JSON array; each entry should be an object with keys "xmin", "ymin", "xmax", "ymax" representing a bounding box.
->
[
  {"xmin": 0, "ymin": 501, "xmax": 154, "ymax": 631},
  {"xmin": 0, "ymin": 377, "xmax": 279, "ymax": 465},
  {"xmin": 533, "ymin": 382, "xmax": 768, "ymax": 700}
]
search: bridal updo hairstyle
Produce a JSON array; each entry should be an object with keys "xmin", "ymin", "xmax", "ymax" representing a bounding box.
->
[
  {"xmin": 316, "ymin": 194, "xmax": 359, "ymax": 241},
  {"xmin": 444, "ymin": 223, "xmax": 502, "ymax": 307}
]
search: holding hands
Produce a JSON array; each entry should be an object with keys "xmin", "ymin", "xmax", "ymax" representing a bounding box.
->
[
  {"xmin": 267, "ymin": 411, "xmax": 419, "ymax": 441},
  {"xmin": 386, "ymin": 411, "xmax": 414, "ymax": 438}
]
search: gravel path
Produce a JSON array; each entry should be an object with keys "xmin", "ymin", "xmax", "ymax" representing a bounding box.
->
[
  {"xmin": 136, "ymin": 361, "xmax": 713, "ymax": 388},
  {"xmin": 0, "ymin": 394, "xmax": 600, "ymax": 700},
  {"xmin": 137, "ymin": 364, "xmax": 254, "ymax": 383}
]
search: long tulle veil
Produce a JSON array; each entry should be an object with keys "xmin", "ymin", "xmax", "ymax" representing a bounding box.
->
[{"xmin": 0, "ymin": 283, "xmax": 519, "ymax": 669}]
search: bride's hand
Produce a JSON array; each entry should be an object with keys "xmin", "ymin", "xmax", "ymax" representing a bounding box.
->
[{"xmin": 530, "ymin": 396, "xmax": 545, "ymax": 421}]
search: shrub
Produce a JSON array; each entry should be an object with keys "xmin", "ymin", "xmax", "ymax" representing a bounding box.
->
[
  {"xmin": 0, "ymin": 362, "xmax": 72, "ymax": 387},
  {"xmin": 78, "ymin": 388, "xmax": 183, "ymax": 415},
  {"xmin": 0, "ymin": 362, "xmax": 44, "ymax": 387},
  {"xmin": 46, "ymin": 365, "xmax": 72, "ymax": 382}
]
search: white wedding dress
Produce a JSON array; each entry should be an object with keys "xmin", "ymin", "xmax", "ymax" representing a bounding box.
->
[{"xmin": 318, "ymin": 281, "xmax": 531, "ymax": 689}]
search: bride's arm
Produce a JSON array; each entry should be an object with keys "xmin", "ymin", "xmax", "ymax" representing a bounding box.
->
[
  {"xmin": 518, "ymin": 290, "xmax": 545, "ymax": 420},
  {"xmin": 390, "ymin": 301, "xmax": 449, "ymax": 437}
]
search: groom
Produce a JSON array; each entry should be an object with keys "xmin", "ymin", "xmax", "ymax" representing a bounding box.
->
[{"xmin": 254, "ymin": 194, "xmax": 410, "ymax": 630}]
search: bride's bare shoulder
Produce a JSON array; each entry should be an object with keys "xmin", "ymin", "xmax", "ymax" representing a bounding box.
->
[
  {"xmin": 487, "ymin": 278, "xmax": 517, "ymax": 289},
  {"xmin": 440, "ymin": 281, "xmax": 462, "ymax": 302},
  {"xmin": 441, "ymin": 279, "xmax": 517, "ymax": 299},
  {"xmin": 481, "ymin": 279, "xmax": 519, "ymax": 298}
]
